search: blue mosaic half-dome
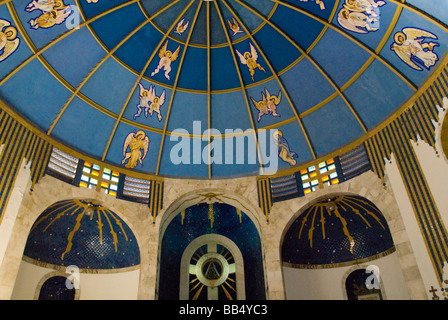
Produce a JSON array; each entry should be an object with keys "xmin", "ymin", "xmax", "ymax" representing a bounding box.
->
[
  {"xmin": 24, "ymin": 199, "xmax": 140, "ymax": 269},
  {"xmin": 281, "ymin": 195, "xmax": 394, "ymax": 266}
]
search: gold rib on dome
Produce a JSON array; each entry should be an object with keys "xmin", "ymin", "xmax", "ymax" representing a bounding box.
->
[
  {"xmin": 101, "ymin": 0, "xmax": 198, "ymax": 162},
  {"xmin": 46, "ymin": 0, "xmax": 184, "ymax": 136},
  {"xmin": 214, "ymin": 0, "xmax": 266, "ymax": 173},
  {"xmin": 155, "ymin": 0, "xmax": 204, "ymax": 175},
  {"xmin": 271, "ymin": 0, "xmax": 418, "ymax": 91}
]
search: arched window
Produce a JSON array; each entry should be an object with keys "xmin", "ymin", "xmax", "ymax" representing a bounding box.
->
[
  {"xmin": 187, "ymin": 243, "xmax": 237, "ymax": 300},
  {"xmin": 345, "ymin": 268, "xmax": 383, "ymax": 300},
  {"xmin": 158, "ymin": 202, "xmax": 264, "ymax": 300},
  {"xmin": 38, "ymin": 276, "xmax": 76, "ymax": 300}
]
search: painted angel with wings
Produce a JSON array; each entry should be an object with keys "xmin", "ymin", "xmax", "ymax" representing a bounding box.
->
[
  {"xmin": 175, "ymin": 18, "xmax": 189, "ymax": 35},
  {"xmin": 147, "ymin": 85, "xmax": 166, "ymax": 121},
  {"xmin": 151, "ymin": 40, "xmax": 180, "ymax": 80},
  {"xmin": 121, "ymin": 130, "xmax": 150, "ymax": 169},
  {"xmin": 134, "ymin": 83, "xmax": 166, "ymax": 121},
  {"xmin": 273, "ymin": 130, "xmax": 298, "ymax": 166},
  {"xmin": 26, "ymin": 0, "xmax": 66, "ymax": 12},
  {"xmin": 0, "ymin": 20, "xmax": 19, "ymax": 63},
  {"xmin": 391, "ymin": 28, "xmax": 439, "ymax": 71},
  {"xmin": 344, "ymin": 0, "xmax": 385, "ymax": 17},
  {"xmin": 28, "ymin": 6, "xmax": 72, "ymax": 29},
  {"xmin": 133, "ymin": 83, "xmax": 151, "ymax": 120},
  {"xmin": 235, "ymin": 42, "xmax": 265, "ymax": 81},
  {"xmin": 227, "ymin": 17, "xmax": 243, "ymax": 36},
  {"xmin": 337, "ymin": 8, "xmax": 378, "ymax": 33},
  {"xmin": 251, "ymin": 88, "xmax": 281, "ymax": 122}
]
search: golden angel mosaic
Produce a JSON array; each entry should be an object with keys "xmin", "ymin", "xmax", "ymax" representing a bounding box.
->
[
  {"xmin": 273, "ymin": 130, "xmax": 298, "ymax": 166},
  {"xmin": 227, "ymin": 17, "xmax": 243, "ymax": 36},
  {"xmin": 26, "ymin": 0, "xmax": 72, "ymax": 30},
  {"xmin": 251, "ymin": 88, "xmax": 281, "ymax": 122},
  {"xmin": 391, "ymin": 27, "xmax": 439, "ymax": 71},
  {"xmin": 236, "ymin": 42, "xmax": 265, "ymax": 81},
  {"xmin": 122, "ymin": 130, "xmax": 150, "ymax": 169},
  {"xmin": 133, "ymin": 83, "xmax": 166, "ymax": 121},
  {"xmin": 175, "ymin": 18, "xmax": 189, "ymax": 35},
  {"xmin": 151, "ymin": 40, "xmax": 180, "ymax": 80},
  {"xmin": 0, "ymin": 19, "xmax": 19, "ymax": 62},
  {"xmin": 337, "ymin": 0, "xmax": 386, "ymax": 33}
]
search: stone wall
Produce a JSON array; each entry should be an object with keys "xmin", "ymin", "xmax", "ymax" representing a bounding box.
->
[{"xmin": 0, "ymin": 160, "xmax": 427, "ymax": 299}]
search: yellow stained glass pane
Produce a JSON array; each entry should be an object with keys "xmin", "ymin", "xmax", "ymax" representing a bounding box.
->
[
  {"xmin": 331, "ymin": 178, "xmax": 339, "ymax": 184},
  {"xmin": 304, "ymin": 188, "xmax": 312, "ymax": 194},
  {"xmin": 326, "ymin": 158, "xmax": 334, "ymax": 164},
  {"xmin": 79, "ymin": 181, "xmax": 88, "ymax": 188},
  {"xmin": 322, "ymin": 175, "xmax": 329, "ymax": 182}
]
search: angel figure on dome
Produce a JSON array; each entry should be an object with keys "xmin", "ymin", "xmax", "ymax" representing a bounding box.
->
[
  {"xmin": 227, "ymin": 17, "xmax": 243, "ymax": 36},
  {"xmin": 122, "ymin": 130, "xmax": 150, "ymax": 169},
  {"xmin": 391, "ymin": 27, "xmax": 439, "ymax": 71},
  {"xmin": 28, "ymin": 6, "xmax": 72, "ymax": 29},
  {"xmin": 273, "ymin": 130, "xmax": 298, "ymax": 166},
  {"xmin": 134, "ymin": 83, "xmax": 166, "ymax": 121},
  {"xmin": 151, "ymin": 40, "xmax": 180, "ymax": 80},
  {"xmin": 337, "ymin": 0, "xmax": 386, "ymax": 33},
  {"xmin": 175, "ymin": 18, "xmax": 189, "ymax": 35},
  {"xmin": 0, "ymin": 19, "xmax": 20, "ymax": 62},
  {"xmin": 26, "ymin": 0, "xmax": 72, "ymax": 30},
  {"xmin": 251, "ymin": 88, "xmax": 281, "ymax": 122},
  {"xmin": 26, "ymin": 0, "xmax": 66, "ymax": 12},
  {"xmin": 235, "ymin": 42, "xmax": 265, "ymax": 81}
]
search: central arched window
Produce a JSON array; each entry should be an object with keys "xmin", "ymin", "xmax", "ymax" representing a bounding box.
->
[
  {"xmin": 180, "ymin": 234, "xmax": 245, "ymax": 300},
  {"xmin": 38, "ymin": 276, "xmax": 75, "ymax": 300}
]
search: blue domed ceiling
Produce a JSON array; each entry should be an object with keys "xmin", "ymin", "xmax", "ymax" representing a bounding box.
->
[
  {"xmin": 0, "ymin": 0, "xmax": 447, "ymax": 179},
  {"xmin": 24, "ymin": 199, "xmax": 140, "ymax": 269},
  {"xmin": 281, "ymin": 195, "xmax": 395, "ymax": 266}
]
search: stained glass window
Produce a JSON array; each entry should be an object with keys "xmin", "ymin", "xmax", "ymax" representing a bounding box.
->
[
  {"xmin": 301, "ymin": 158, "xmax": 339, "ymax": 194},
  {"xmin": 79, "ymin": 162, "xmax": 120, "ymax": 196}
]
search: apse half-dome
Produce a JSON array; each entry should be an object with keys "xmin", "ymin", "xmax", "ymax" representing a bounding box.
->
[
  {"xmin": 281, "ymin": 195, "xmax": 395, "ymax": 266},
  {"xmin": 0, "ymin": 0, "xmax": 447, "ymax": 178},
  {"xmin": 24, "ymin": 199, "xmax": 140, "ymax": 269}
]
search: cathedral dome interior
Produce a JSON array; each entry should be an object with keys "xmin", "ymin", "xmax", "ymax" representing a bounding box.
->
[
  {"xmin": 1, "ymin": 0, "xmax": 446, "ymax": 178},
  {"xmin": 0, "ymin": 0, "xmax": 448, "ymax": 302}
]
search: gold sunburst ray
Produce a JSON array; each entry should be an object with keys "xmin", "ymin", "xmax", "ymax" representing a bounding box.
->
[
  {"xmin": 32, "ymin": 201, "xmax": 77, "ymax": 232},
  {"xmin": 105, "ymin": 209, "xmax": 129, "ymax": 241},
  {"xmin": 319, "ymin": 205, "xmax": 326, "ymax": 239},
  {"xmin": 101, "ymin": 209, "xmax": 119, "ymax": 252},
  {"xmin": 43, "ymin": 204, "xmax": 81, "ymax": 233},
  {"xmin": 343, "ymin": 197, "xmax": 385, "ymax": 229},
  {"xmin": 298, "ymin": 209, "xmax": 311, "ymax": 239},
  {"xmin": 61, "ymin": 207, "xmax": 86, "ymax": 260},
  {"xmin": 333, "ymin": 206, "xmax": 355, "ymax": 254},
  {"xmin": 307, "ymin": 206, "xmax": 319, "ymax": 248}
]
